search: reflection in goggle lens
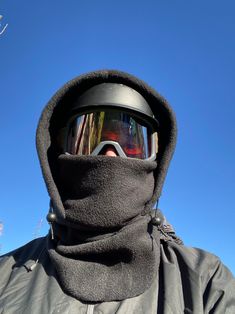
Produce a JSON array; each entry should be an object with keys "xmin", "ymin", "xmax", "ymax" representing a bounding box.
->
[{"xmin": 66, "ymin": 111, "xmax": 154, "ymax": 159}]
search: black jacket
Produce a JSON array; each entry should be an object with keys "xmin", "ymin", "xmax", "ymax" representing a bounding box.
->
[
  {"xmin": 1, "ymin": 70, "xmax": 234, "ymax": 313},
  {"xmin": 0, "ymin": 235, "xmax": 234, "ymax": 313}
]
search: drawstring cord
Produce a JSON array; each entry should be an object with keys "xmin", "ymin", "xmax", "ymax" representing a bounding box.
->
[
  {"xmin": 46, "ymin": 200, "xmax": 57, "ymax": 240},
  {"xmin": 150, "ymin": 200, "xmax": 183, "ymax": 245},
  {"xmin": 24, "ymin": 245, "xmax": 46, "ymax": 272}
]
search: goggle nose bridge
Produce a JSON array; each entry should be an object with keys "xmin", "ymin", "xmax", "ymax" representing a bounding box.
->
[{"xmin": 89, "ymin": 133, "xmax": 157, "ymax": 161}]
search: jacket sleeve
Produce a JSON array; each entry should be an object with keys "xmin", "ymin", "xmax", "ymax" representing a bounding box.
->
[
  {"xmin": 160, "ymin": 241, "xmax": 235, "ymax": 313},
  {"xmin": 202, "ymin": 257, "xmax": 235, "ymax": 313}
]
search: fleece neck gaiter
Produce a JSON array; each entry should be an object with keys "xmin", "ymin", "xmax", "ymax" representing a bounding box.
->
[{"xmin": 47, "ymin": 155, "xmax": 161, "ymax": 302}]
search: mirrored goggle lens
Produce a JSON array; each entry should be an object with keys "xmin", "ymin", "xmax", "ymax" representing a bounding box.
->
[{"xmin": 65, "ymin": 111, "xmax": 155, "ymax": 159}]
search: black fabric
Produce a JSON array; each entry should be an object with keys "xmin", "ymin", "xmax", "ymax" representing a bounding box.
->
[
  {"xmin": 1, "ymin": 70, "xmax": 235, "ymax": 312},
  {"xmin": 57, "ymin": 154, "xmax": 157, "ymax": 229},
  {"xmin": 48, "ymin": 154, "xmax": 160, "ymax": 301},
  {"xmin": 48, "ymin": 216, "xmax": 160, "ymax": 302},
  {"xmin": 2, "ymin": 237, "xmax": 235, "ymax": 313},
  {"xmin": 36, "ymin": 70, "xmax": 177, "ymax": 222},
  {"xmin": 35, "ymin": 69, "xmax": 177, "ymax": 302}
]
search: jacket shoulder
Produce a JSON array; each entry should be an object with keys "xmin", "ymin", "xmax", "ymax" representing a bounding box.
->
[
  {"xmin": 0, "ymin": 237, "xmax": 47, "ymax": 293},
  {"xmin": 0, "ymin": 237, "xmax": 69, "ymax": 314},
  {"xmin": 0, "ymin": 236, "xmax": 47, "ymax": 264},
  {"xmin": 159, "ymin": 240, "xmax": 235, "ymax": 313}
]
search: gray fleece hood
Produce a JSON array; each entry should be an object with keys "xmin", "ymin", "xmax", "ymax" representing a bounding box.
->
[
  {"xmin": 36, "ymin": 70, "xmax": 177, "ymax": 302},
  {"xmin": 36, "ymin": 69, "xmax": 177, "ymax": 224}
]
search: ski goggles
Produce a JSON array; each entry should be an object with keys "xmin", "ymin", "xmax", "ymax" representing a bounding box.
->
[{"xmin": 60, "ymin": 110, "xmax": 158, "ymax": 161}]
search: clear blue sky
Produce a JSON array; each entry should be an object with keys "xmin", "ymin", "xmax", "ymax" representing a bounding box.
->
[{"xmin": 0, "ymin": 1, "xmax": 234, "ymax": 275}]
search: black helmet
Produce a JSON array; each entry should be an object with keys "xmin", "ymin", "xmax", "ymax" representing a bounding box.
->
[{"xmin": 58, "ymin": 83, "xmax": 159, "ymax": 161}]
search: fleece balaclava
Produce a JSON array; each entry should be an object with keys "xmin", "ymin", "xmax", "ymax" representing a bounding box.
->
[{"xmin": 36, "ymin": 70, "xmax": 177, "ymax": 302}]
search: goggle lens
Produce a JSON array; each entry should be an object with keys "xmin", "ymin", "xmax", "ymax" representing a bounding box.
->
[{"xmin": 64, "ymin": 111, "xmax": 156, "ymax": 160}]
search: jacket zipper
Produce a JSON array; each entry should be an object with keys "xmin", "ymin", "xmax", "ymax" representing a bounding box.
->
[{"xmin": 86, "ymin": 304, "xmax": 95, "ymax": 314}]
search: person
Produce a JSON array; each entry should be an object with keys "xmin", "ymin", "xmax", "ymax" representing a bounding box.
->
[{"xmin": 0, "ymin": 69, "xmax": 234, "ymax": 313}]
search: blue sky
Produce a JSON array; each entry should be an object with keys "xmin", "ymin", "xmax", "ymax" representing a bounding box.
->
[{"xmin": 0, "ymin": 1, "xmax": 234, "ymax": 275}]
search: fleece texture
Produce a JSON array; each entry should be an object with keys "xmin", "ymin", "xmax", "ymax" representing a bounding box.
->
[
  {"xmin": 36, "ymin": 69, "xmax": 177, "ymax": 222},
  {"xmin": 35, "ymin": 69, "xmax": 177, "ymax": 302},
  {"xmin": 57, "ymin": 154, "xmax": 157, "ymax": 229},
  {"xmin": 48, "ymin": 215, "xmax": 160, "ymax": 302},
  {"xmin": 47, "ymin": 154, "xmax": 159, "ymax": 301}
]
